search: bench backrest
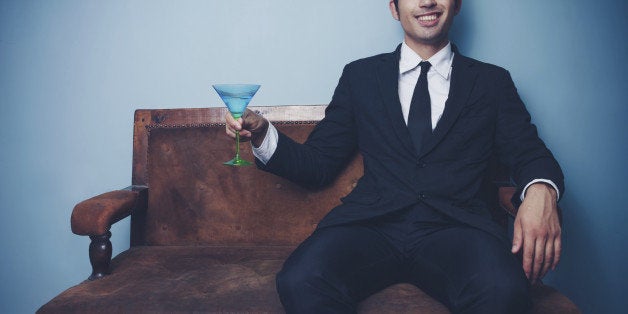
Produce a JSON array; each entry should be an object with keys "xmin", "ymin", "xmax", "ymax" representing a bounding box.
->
[
  {"xmin": 131, "ymin": 105, "xmax": 508, "ymax": 247},
  {"xmin": 132, "ymin": 106, "xmax": 363, "ymax": 246}
]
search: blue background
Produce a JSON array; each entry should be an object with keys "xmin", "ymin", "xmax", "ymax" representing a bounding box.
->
[{"xmin": 1, "ymin": 1, "xmax": 626, "ymax": 313}]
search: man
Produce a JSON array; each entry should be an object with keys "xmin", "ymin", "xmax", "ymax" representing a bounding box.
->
[{"xmin": 226, "ymin": 0, "xmax": 563, "ymax": 312}]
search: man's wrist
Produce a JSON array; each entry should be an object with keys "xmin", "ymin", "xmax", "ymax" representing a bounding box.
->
[
  {"xmin": 251, "ymin": 122, "xmax": 278, "ymax": 165},
  {"xmin": 521, "ymin": 179, "xmax": 560, "ymax": 202},
  {"xmin": 530, "ymin": 182, "xmax": 556, "ymax": 194},
  {"xmin": 251, "ymin": 119, "xmax": 269, "ymax": 148}
]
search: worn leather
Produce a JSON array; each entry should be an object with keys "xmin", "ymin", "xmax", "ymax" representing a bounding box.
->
[
  {"xmin": 143, "ymin": 125, "xmax": 362, "ymax": 246},
  {"xmin": 71, "ymin": 190, "xmax": 138, "ymax": 236},
  {"xmin": 499, "ymin": 186, "xmax": 518, "ymax": 216}
]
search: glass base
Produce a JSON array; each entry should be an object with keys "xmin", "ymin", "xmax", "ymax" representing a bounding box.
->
[{"xmin": 223, "ymin": 157, "xmax": 253, "ymax": 167}]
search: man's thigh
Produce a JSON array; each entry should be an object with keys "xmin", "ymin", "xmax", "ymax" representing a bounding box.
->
[
  {"xmin": 278, "ymin": 223, "xmax": 404, "ymax": 302},
  {"xmin": 406, "ymin": 226, "xmax": 529, "ymax": 311}
]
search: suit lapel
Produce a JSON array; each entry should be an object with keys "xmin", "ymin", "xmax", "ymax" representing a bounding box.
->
[
  {"xmin": 419, "ymin": 48, "xmax": 479, "ymax": 158},
  {"xmin": 377, "ymin": 45, "xmax": 417, "ymax": 156}
]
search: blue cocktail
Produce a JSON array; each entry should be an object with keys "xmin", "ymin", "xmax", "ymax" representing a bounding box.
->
[{"xmin": 213, "ymin": 84, "xmax": 261, "ymax": 166}]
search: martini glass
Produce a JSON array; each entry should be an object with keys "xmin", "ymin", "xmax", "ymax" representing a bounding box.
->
[{"xmin": 213, "ymin": 84, "xmax": 261, "ymax": 166}]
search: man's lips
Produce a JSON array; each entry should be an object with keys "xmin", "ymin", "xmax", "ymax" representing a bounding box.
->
[{"xmin": 416, "ymin": 12, "xmax": 441, "ymax": 26}]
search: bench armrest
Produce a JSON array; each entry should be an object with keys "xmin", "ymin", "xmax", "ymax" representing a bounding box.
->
[
  {"xmin": 70, "ymin": 185, "xmax": 148, "ymax": 280},
  {"xmin": 71, "ymin": 185, "xmax": 148, "ymax": 236},
  {"xmin": 498, "ymin": 186, "xmax": 518, "ymax": 217}
]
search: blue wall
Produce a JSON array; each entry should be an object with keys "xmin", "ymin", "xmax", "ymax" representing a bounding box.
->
[{"xmin": 1, "ymin": 1, "xmax": 625, "ymax": 313}]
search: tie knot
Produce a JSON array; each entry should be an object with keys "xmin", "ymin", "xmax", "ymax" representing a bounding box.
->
[{"xmin": 419, "ymin": 61, "xmax": 432, "ymax": 72}]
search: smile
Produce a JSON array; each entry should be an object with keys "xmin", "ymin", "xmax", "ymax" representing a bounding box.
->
[{"xmin": 418, "ymin": 14, "xmax": 439, "ymax": 22}]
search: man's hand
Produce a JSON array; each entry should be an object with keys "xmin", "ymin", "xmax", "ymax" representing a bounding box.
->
[
  {"xmin": 511, "ymin": 183, "xmax": 561, "ymax": 284},
  {"xmin": 225, "ymin": 109, "xmax": 269, "ymax": 148}
]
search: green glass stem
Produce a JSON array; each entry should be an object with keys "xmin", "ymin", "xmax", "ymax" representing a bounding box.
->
[
  {"xmin": 234, "ymin": 131, "xmax": 241, "ymax": 160},
  {"xmin": 223, "ymin": 124, "xmax": 251, "ymax": 166}
]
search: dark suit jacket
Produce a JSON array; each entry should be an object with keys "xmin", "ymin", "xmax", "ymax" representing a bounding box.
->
[{"xmin": 258, "ymin": 44, "xmax": 564, "ymax": 244}]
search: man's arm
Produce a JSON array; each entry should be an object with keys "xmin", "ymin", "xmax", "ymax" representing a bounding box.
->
[
  {"xmin": 225, "ymin": 65, "xmax": 359, "ymax": 188},
  {"xmin": 512, "ymin": 182, "xmax": 561, "ymax": 284},
  {"xmin": 492, "ymin": 69, "xmax": 565, "ymax": 283}
]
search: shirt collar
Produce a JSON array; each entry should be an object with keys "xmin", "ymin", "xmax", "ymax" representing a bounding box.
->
[{"xmin": 399, "ymin": 41, "xmax": 454, "ymax": 80}]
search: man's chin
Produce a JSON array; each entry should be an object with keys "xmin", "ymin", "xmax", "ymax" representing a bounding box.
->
[{"xmin": 410, "ymin": 33, "xmax": 448, "ymax": 48}]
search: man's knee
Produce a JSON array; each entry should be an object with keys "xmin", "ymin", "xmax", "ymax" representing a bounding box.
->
[
  {"xmin": 275, "ymin": 265, "xmax": 309, "ymax": 300},
  {"xmin": 276, "ymin": 262, "xmax": 356, "ymax": 313},
  {"xmin": 456, "ymin": 274, "xmax": 531, "ymax": 314},
  {"xmin": 487, "ymin": 279, "xmax": 530, "ymax": 313}
]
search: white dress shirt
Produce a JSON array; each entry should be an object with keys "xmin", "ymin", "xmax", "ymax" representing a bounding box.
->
[
  {"xmin": 398, "ymin": 41, "xmax": 453, "ymax": 128},
  {"xmin": 252, "ymin": 42, "xmax": 559, "ymax": 200}
]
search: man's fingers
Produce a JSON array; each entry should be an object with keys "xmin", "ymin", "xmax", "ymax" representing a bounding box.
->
[
  {"xmin": 225, "ymin": 113, "xmax": 241, "ymax": 129},
  {"xmin": 225, "ymin": 123, "xmax": 239, "ymax": 137},
  {"xmin": 225, "ymin": 124, "xmax": 236, "ymax": 138},
  {"xmin": 522, "ymin": 236, "xmax": 535, "ymax": 280},
  {"xmin": 226, "ymin": 114, "xmax": 251, "ymax": 140},
  {"xmin": 532, "ymin": 237, "xmax": 546, "ymax": 282},
  {"xmin": 238, "ymin": 129, "xmax": 252, "ymax": 140},
  {"xmin": 511, "ymin": 219, "xmax": 523, "ymax": 254},
  {"xmin": 225, "ymin": 127, "xmax": 252, "ymax": 141},
  {"xmin": 554, "ymin": 238, "xmax": 562, "ymax": 270},
  {"xmin": 540, "ymin": 239, "xmax": 554, "ymax": 279}
]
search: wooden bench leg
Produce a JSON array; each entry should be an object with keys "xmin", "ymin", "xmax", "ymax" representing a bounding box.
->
[{"xmin": 88, "ymin": 231, "xmax": 112, "ymax": 280}]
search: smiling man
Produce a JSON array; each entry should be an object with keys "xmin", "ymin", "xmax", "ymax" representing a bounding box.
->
[{"xmin": 226, "ymin": 0, "xmax": 564, "ymax": 313}]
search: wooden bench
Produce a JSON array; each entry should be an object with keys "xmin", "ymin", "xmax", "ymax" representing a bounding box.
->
[{"xmin": 38, "ymin": 106, "xmax": 579, "ymax": 313}]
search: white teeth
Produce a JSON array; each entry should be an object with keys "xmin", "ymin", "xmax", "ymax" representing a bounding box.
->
[{"xmin": 418, "ymin": 14, "xmax": 438, "ymax": 21}]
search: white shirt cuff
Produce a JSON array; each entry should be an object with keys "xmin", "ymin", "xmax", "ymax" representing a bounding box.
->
[
  {"xmin": 251, "ymin": 122, "xmax": 278, "ymax": 165},
  {"xmin": 521, "ymin": 179, "xmax": 560, "ymax": 201}
]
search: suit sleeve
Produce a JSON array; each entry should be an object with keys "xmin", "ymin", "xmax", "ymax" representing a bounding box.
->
[
  {"xmin": 493, "ymin": 69, "xmax": 565, "ymax": 204},
  {"xmin": 256, "ymin": 65, "xmax": 359, "ymax": 188}
]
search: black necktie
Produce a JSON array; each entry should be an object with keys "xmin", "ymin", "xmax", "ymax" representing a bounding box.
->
[{"xmin": 407, "ymin": 61, "xmax": 432, "ymax": 155}]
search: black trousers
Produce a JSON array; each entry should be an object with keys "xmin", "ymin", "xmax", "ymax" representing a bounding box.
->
[{"xmin": 276, "ymin": 204, "xmax": 531, "ymax": 313}]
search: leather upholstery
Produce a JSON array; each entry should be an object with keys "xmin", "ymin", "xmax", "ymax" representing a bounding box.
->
[{"xmin": 71, "ymin": 190, "xmax": 139, "ymax": 236}]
